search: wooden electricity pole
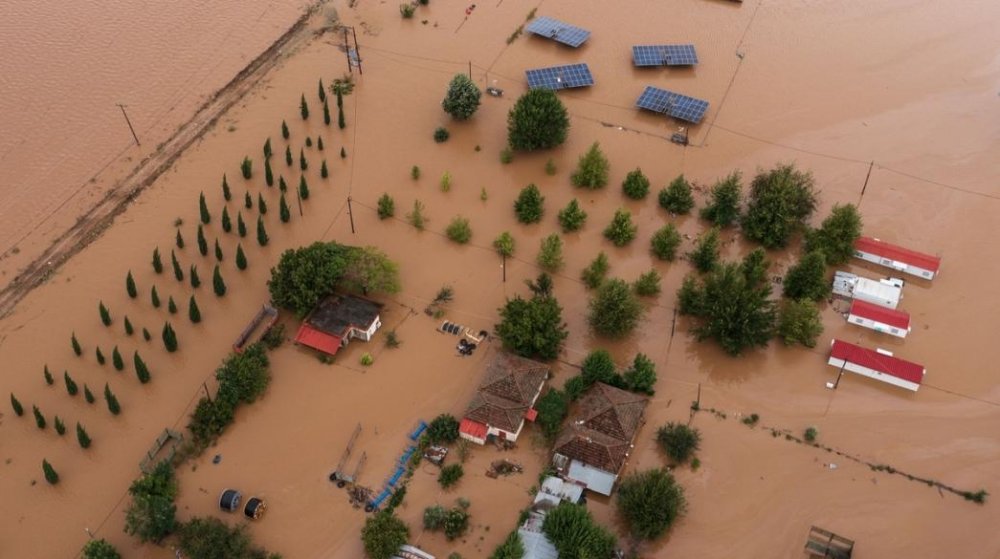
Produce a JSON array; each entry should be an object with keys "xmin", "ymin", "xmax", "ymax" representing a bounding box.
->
[{"xmin": 117, "ymin": 103, "xmax": 140, "ymax": 146}]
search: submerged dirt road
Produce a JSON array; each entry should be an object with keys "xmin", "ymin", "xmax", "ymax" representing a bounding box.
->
[{"xmin": 1, "ymin": 0, "xmax": 999, "ymax": 557}]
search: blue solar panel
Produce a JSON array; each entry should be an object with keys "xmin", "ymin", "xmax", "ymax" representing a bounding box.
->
[
  {"xmin": 635, "ymin": 86, "xmax": 709, "ymax": 123},
  {"xmin": 525, "ymin": 64, "xmax": 594, "ymax": 90},
  {"xmin": 525, "ymin": 16, "xmax": 591, "ymax": 48},
  {"xmin": 632, "ymin": 45, "xmax": 698, "ymax": 67}
]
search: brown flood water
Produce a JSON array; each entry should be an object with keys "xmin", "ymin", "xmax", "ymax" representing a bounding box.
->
[{"xmin": 2, "ymin": 0, "xmax": 1000, "ymax": 557}]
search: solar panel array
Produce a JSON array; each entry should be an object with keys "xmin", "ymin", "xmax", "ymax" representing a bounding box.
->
[
  {"xmin": 525, "ymin": 16, "xmax": 591, "ymax": 48},
  {"xmin": 635, "ymin": 86, "xmax": 709, "ymax": 123},
  {"xmin": 632, "ymin": 45, "xmax": 698, "ymax": 67},
  {"xmin": 525, "ymin": 63, "xmax": 594, "ymax": 90}
]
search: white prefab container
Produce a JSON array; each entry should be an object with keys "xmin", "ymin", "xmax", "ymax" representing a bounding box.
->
[
  {"xmin": 852, "ymin": 278, "xmax": 902, "ymax": 309},
  {"xmin": 847, "ymin": 300, "xmax": 911, "ymax": 338}
]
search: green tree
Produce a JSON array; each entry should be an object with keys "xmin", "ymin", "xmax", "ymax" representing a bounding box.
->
[
  {"xmin": 222, "ymin": 173, "xmax": 232, "ymax": 200},
  {"xmin": 535, "ymin": 388, "xmax": 568, "ymax": 441},
  {"xmin": 542, "ymin": 503, "xmax": 616, "ymax": 559},
  {"xmin": 700, "ymin": 171, "xmax": 742, "ymax": 227},
  {"xmin": 257, "ymin": 216, "xmax": 269, "ymax": 246},
  {"xmin": 99, "ymin": 301, "xmax": 112, "ymax": 326},
  {"xmin": 340, "ymin": 245, "xmax": 402, "ymax": 295},
  {"xmin": 96, "ymin": 346, "xmax": 106, "ymax": 365},
  {"xmin": 493, "ymin": 231, "xmax": 515, "ymax": 257},
  {"xmin": 536, "ymin": 234, "xmax": 564, "ymax": 271},
  {"xmin": 438, "ymin": 464, "xmax": 464, "ymax": 488},
  {"xmin": 178, "ymin": 516, "xmax": 277, "ymax": 559},
  {"xmin": 376, "ymin": 194, "xmax": 393, "ymax": 220},
  {"xmin": 190, "ymin": 265, "xmax": 201, "ymax": 288},
  {"xmin": 657, "ymin": 422, "xmax": 701, "ymax": 463},
  {"xmin": 126, "ymin": 270, "xmax": 138, "ymax": 298},
  {"xmin": 280, "ymin": 193, "xmax": 293, "ymax": 222},
  {"xmin": 321, "ymin": 159, "xmax": 329, "ymax": 178},
  {"xmin": 152, "ymin": 247, "xmax": 163, "ymax": 274},
  {"xmin": 495, "ymin": 278, "xmax": 568, "ymax": 360},
  {"xmin": 362, "ymin": 511, "xmax": 409, "ymax": 559},
  {"xmin": 197, "ymin": 224, "xmax": 208, "ymax": 256},
  {"xmin": 142, "ymin": 327, "xmax": 152, "ymax": 341},
  {"xmin": 82, "ymin": 539, "xmax": 122, "ymax": 559},
  {"xmin": 616, "ymin": 468, "xmax": 687, "ymax": 540},
  {"xmin": 683, "ymin": 262, "xmax": 777, "ymax": 355},
  {"xmin": 445, "ymin": 216, "xmax": 472, "ymax": 244},
  {"xmin": 171, "ymin": 250, "xmax": 184, "ymax": 281},
  {"xmin": 688, "ymin": 227, "xmax": 721, "ymax": 273},
  {"xmin": 323, "ymin": 98, "xmax": 331, "ymax": 125},
  {"xmin": 633, "ymin": 269, "xmax": 661, "ymax": 297},
  {"xmin": 162, "ymin": 322, "xmax": 178, "ymax": 352},
  {"xmin": 442, "ymin": 73, "xmax": 482, "ymax": 120},
  {"xmin": 42, "ymin": 459, "xmax": 59, "ymax": 484},
  {"xmin": 285, "ymin": 144, "xmax": 293, "ymax": 166},
  {"xmin": 112, "ymin": 346, "xmax": 124, "ymax": 371},
  {"xmin": 33, "ymin": 404, "xmax": 46, "ymax": 429},
  {"xmin": 299, "ymin": 148, "xmax": 308, "ymax": 171},
  {"xmin": 588, "ymin": 278, "xmax": 643, "ymax": 337},
  {"xmin": 570, "ymin": 142, "xmax": 609, "ymax": 189},
  {"xmin": 659, "ymin": 174, "xmax": 695, "ymax": 214},
  {"xmin": 221, "ymin": 206, "xmax": 232, "ymax": 233},
  {"xmin": 72, "ymin": 332, "xmax": 83, "ymax": 355},
  {"xmin": 507, "ymin": 89, "xmax": 570, "ymax": 151},
  {"xmin": 104, "ymin": 383, "xmax": 121, "ymax": 414},
  {"xmin": 214, "ymin": 344, "xmax": 271, "ymax": 405},
  {"xmin": 407, "ymin": 200, "xmax": 426, "ymax": 230},
  {"xmin": 427, "ymin": 414, "xmax": 460, "ymax": 444},
  {"xmin": 187, "ymin": 295, "xmax": 202, "ymax": 324},
  {"xmin": 338, "ymin": 100, "xmax": 346, "ymax": 129},
  {"xmin": 514, "ymin": 184, "xmax": 544, "ymax": 223},
  {"xmin": 44, "ymin": 365, "xmax": 54, "ymax": 385},
  {"xmin": 299, "ymin": 176, "xmax": 310, "ymax": 200},
  {"xmin": 175, "ymin": 229, "xmax": 185, "ymax": 249},
  {"xmin": 740, "ymin": 247, "xmax": 770, "ymax": 287},
  {"xmin": 151, "ymin": 285, "xmax": 161, "ymax": 308},
  {"xmin": 490, "ymin": 531, "xmax": 525, "ymax": 559},
  {"xmin": 258, "ymin": 194, "xmax": 268, "ymax": 215},
  {"xmin": 623, "ymin": 353, "xmax": 657, "ymax": 394},
  {"xmin": 783, "ymin": 251, "xmax": 830, "ymax": 301},
  {"xmin": 134, "ymin": 351, "xmax": 152, "ymax": 383},
  {"xmin": 580, "ymin": 349, "xmax": 617, "ymax": 386},
  {"xmin": 603, "ymin": 208, "xmax": 638, "ymax": 246},
  {"xmin": 124, "ymin": 316, "xmax": 134, "ymax": 336},
  {"xmin": 557, "ymin": 199, "xmax": 587, "ymax": 232},
  {"xmin": 650, "ymin": 223, "xmax": 682, "ymax": 261},
  {"xmin": 213, "ymin": 265, "xmax": 227, "ymax": 296},
  {"xmin": 167, "ymin": 296, "xmax": 178, "ymax": 314},
  {"xmin": 281, "ymin": 120, "xmax": 290, "ymax": 139},
  {"xmin": 581, "ymin": 252, "xmax": 610, "ymax": 289},
  {"xmin": 267, "ymin": 242, "xmax": 349, "ymax": 316},
  {"xmin": 778, "ymin": 299, "xmax": 823, "ymax": 348},
  {"xmin": 235, "ymin": 243, "xmax": 248, "ymax": 270},
  {"xmin": 77, "ymin": 422, "xmax": 92, "ymax": 448},
  {"xmin": 805, "ymin": 203, "xmax": 863, "ymax": 265},
  {"xmin": 233, "ymin": 211, "xmax": 246, "ymax": 237},
  {"xmin": 84, "ymin": 384, "xmax": 95, "ymax": 404},
  {"xmin": 125, "ymin": 461, "xmax": 178, "ymax": 543},
  {"xmin": 622, "ymin": 167, "xmax": 650, "ymax": 199},
  {"xmin": 65, "ymin": 371, "xmax": 79, "ymax": 396},
  {"xmin": 300, "ymin": 93, "xmax": 309, "ymax": 119},
  {"xmin": 10, "ymin": 393, "xmax": 24, "ymax": 416},
  {"xmin": 742, "ymin": 164, "xmax": 818, "ymax": 248},
  {"xmin": 264, "ymin": 157, "xmax": 274, "ymax": 187},
  {"xmin": 199, "ymin": 192, "xmax": 211, "ymax": 224},
  {"xmin": 240, "ymin": 156, "xmax": 253, "ymax": 180}
]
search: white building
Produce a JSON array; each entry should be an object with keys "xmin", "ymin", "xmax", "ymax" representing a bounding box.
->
[
  {"xmin": 832, "ymin": 271, "xmax": 903, "ymax": 309},
  {"xmin": 854, "ymin": 236, "xmax": 941, "ymax": 280},
  {"xmin": 827, "ymin": 339, "xmax": 925, "ymax": 392},
  {"xmin": 847, "ymin": 300, "xmax": 911, "ymax": 338}
]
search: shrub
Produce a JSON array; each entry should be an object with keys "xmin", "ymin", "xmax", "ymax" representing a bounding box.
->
[
  {"xmin": 580, "ymin": 252, "xmax": 610, "ymax": 289},
  {"xmin": 778, "ymin": 299, "xmax": 823, "ymax": 348},
  {"xmin": 557, "ymin": 199, "xmax": 587, "ymax": 232},
  {"xmin": 740, "ymin": 247, "xmax": 770, "ymax": 287},
  {"xmin": 82, "ymin": 539, "xmax": 120, "ymax": 559},
  {"xmin": 616, "ymin": 468, "xmax": 687, "ymax": 540},
  {"xmin": 603, "ymin": 209, "xmax": 637, "ymax": 246},
  {"xmin": 433, "ymin": 126, "xmax": 450, "ymax": 143},
  {"xmin": 42, "ymin": 459, "xmax": 59, "ymax": 485},
  {"xmin": 493, "ymin": 231, "xmax": 515, "ymax": 257},
  {"xmin": 323, "ymin": 98, "xmax": 332, "ymax": 125},
  {"xmin": 341, "ymin": 147, "xmax": 347, "ymax": 158},
  {"xmin": 650, "ymin": 223, "xmax": 682, "ymax": 261},
  {"xmin": 657, "ymin": 422, "xmax": 701, "ymax": 463},
  {"xmin": 742, "ymin": 163, "xmax": 818, "ymax": 248},
  {"xmin": 162, "ymin": 322, "xmax": 178, "ymax": 352},
  {"xmin": 285, "ymin": 145, "xmax": 293, "ymax": 166},
  {"xmin": 438, "ymin": 464, "xmax": 464, "ymax": 488},
  {"xmin": 688, "ymin": 227, "xmax": 721, "ymax": 273},
  {"xmin": 411, "ymin": 165, "xmax": 421, "ymax": 180},
  {"xmin": 700, "ymin": 171, "xmax": 742, "ymax": 227},
  {"xmin": 214, "ymin": 239, "xmax": 223, "ymax": 262},
  {"xmin": 542, "ymin": 503, "xmax": 616, "ymax": 559},
  {"xmin": 33, "ymin": 405, "xmax": 46, "ymax": 429},
  {"xmin": 263, "ymin": 140, "xmax": 272, "ymax": 160},
  {"xmin": 257, "ymin": 193, "xmax": 267, "ymax": 214},
  {"xmin": 783, "ymin": 251, "xmax": 830, "ymax": 301},
  {"xmin": 96, "ymin": 347, "xmax": 106, "ymax": 365},
  {"xmin": 440, "ymin": 171, "xmax": 452, "ymax": 192},
  {"xmin": 377, "ymin": 193, "xmax": 395, "ymax": 219},
  {"xmin": 321, "ymin": 160, "xmax": 329, "ymax": 178},
  {"xmin": 64, "ymin": 371, "xmax": 79, "ymax": 396},
  {"xmin": 362, "ymin": 511, "xmax": 409, "ymax": 559},
  {"xmin": 445, "ymin": 216, "xmax": 472, "ymax": 244},
  {"xmin": 265, "ymin": 158, "xmax": 274, "ymax": 186},
  {"xmin": 536, "ymin": 234, "xmax": 564, "ymax": 271},
  {"xmin": 804, "ymin": 426, "xmax": 818, "ymax": 442},
  {"xmin": 189, "ymin": 265, "xmax": 201, "ymax": 288},
  {"xmin": 588, "ymin": 278, "xmax": 643, "ymax": 337},
  {"xmin": 622, "ymin": 168, "xmax": 650, "ymax": 199},
  {"xmin": 400, "ymin": 3, "xmax": 415, "ymax": 17},
  {"xmin": 480, "ymin": 187, "xmax": 488, "ymax": 201},
  {"xmin": 407, "ymin": 200, "xmax": 427, "ymax": 230},
  {"xmin": 199, "ymin": 192, "xmax": 211, "ymax": 224},
  {"xmin": 10, "ymin": 393, "xmax": 24, "ymax": 416},
  {"xmin": 442, "ymin": 73, "xmax": 482, "ymax": 120},
  {"xmin": 499, "ymin": 148, "xmax": 514, "ymax": 164},
  {"xmin": 152, "ymin": 247, "xmax": 163, "ymax": 274},
  {"xmin": 805, "ymin": 203, "xmax": 863, "ymax": 265},
  {"xmin": 276, "ymin": 193, "xmax": 290, "ymax": 223},
  {"xmin": 570, "ymin": 142, "xmax": 609, "ymax": 189},
  {"xmin": 175, "ymin": 229, "xmax": 185, "ymax": 249},
  {"xmin": 623, "ymin": 353, "xmax": 657, "ymax": 394},
  {"xmin": 99, "ymin": 301, "xmax": 112, "ymax": 326},
  {"xmin": 535, "ymin": 389, "xmax": 568, "ymax": 441},
  {"xmin": 490, "ymin": 531, "xmax": 525, "ymax": 559},
  {"xmin": 299, "ymin": 149, "xmax": 308, "ymax": 172},
  {"xmin": 427, "ymin": 414, "xmax": 460, "ymax": 444},
  {"xmin": 545, "ymin": 158, "xmax": 557, "ymax": 175},
  {"xmin": 104, "ymin": 383, "xmax": 121, "ymax": 415},
  {"xmin": 188, "ymin": 296, "xmax": 202, "ymax": 324},
  {"xmin": 142, "ymin": 328, "xmax": 151, "ymax": 341},
  {"xmin": 317, "ymin": 136, "xmax": 325, "ymax": 150},
  {"xmin": 360, "ymin": 352, "xmax": 374, "ymax": 366},
  {"xmin": 659, "ymin": 174, "xmax": 695, "ymax": 214},
  {"xmin": 514, "ymin": 184, "xmax": 544, "ymax": 224},
  {"xmin": 126, "ymin": 271, "xmax": 137, "ymax": 298},
  {"xmin": 633, "ymin": 269, "xmax": 661, "ymax": 297},
  {"xmin": 507, "ymin": 89, "xmax": 570, "ymax": 151}
]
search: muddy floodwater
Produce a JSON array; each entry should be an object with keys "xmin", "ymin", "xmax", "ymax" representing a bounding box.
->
[{"xmin": 1, "ymin": 0, "xmax": 999, "ymax": 558}]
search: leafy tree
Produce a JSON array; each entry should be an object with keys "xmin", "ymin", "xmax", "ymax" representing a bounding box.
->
[
  {"xmin": 99, "ymin": 301, "xmax": 112, "ymax": 326},
  {"xmin": 376, "ymin": 193, "xmax": 394, "ymax": 220},
  {"xmin": 213, "ymin": 265, "xmax": 227, "ymax": 297},
  {"xmin": 96, "ymin": 346, "xmax": 106, "ymax": 365},
  {"xmin": 197, "ymin": 224, "xmax": 208, "ymax": 256},
  {"xmin": 742, "ymin": 163, "xmax": 818, "ymax": 248},
  {"xmin": 44, "ymin": 365, "xmax": 54, "ymax": 385},
  {"xmin": 125, "ymin": 461, "xmax": 178, "ymax": 543},
  {"xmin": 152, "ymin": 247, "xmax": 163, "ymax": 274},
  {"xmin": 805, "ymin": 203, "xmax": 863, "ymax": 265},
  {"xmin": 535, "ymin": 388, "xmax": 568, "ymax": 441},
  {"xmin": 104, "ymin": 383, "xmax": 121, "ymax": 414},
  {"xmin": 581, "ymin": 252, "xmax": 610, "ymax": 289},
  {"xmin": 299, "ymin": 176, "xmax": 310, "ymax": 200},
  {"xmin": 536, "ymin": 234, "xmax": 564, "ymax": 271},
  {"xmin": 199, "ymin": 192, "xmax": 211, "ymax": 224},
  {"xmin": 740, "ymin": 248, "xmax": 770, "ymax": 287},
  {"xmin": 167, "ymin": 296, "xmax": 178, "ymax": 314},
  {"xmin": 783, "ymin": 251, "xmax": 830, "ymax": 301},
  {"xmin": 570, "ymin": 142, "xmax": 609, "ymax": 189},
  {"xmin": 162, "ymin": 322, "xmax": 178, "ymax": 352},
  {"xmin": 257, "ymin": 216, "xmax": 269, "ymax": 246},
  {"xmin": 267, "ymin": 242, "xmax": 349, "ymax": 316},
  {"xmin": 650, "ymin": 224, "xmax": 682, "ymax": 261},
  {"xmin": 300, "ymin": 93, "xmax": 310, "ymax": 119},
  {"xmin": 151, "ymin": 285, "xmax": 161, "ymax": 308},
  {"xmin": 134, "ymin": 351, "xmax": 152, "ymax": 383},
  {"xmin": 495, "ymin": 279, "xmax": 568, "ymax": 360},
  {"xmin": 542, "ymin": 503, "xmax": 616, "ymax": 559},
  {"xmin": 446, "ymin": 216, "xmax": 472, "ymax": 244},
  {"xmin": 54, "ymin": 415, "xmax": 66, "ymax": 435},
  {"xmin": 71, "ymin": 332, "xmax": 83, "ymax": 355},
  {"xmin": 557, "ymin": 199, "xmax": 587, "ymax": 232},
  {"xmin": 362, "ymin": 511, "xmax": 409, "ymax": 559},
  {"xmin": 616, "ymin": 468, "xmax": 687, "ymax": 540},
  {"xmin": 581, "ymin": 349, "xmax": 617, "ymax": 386},
  {"xmin": 442, "ymin": 73, "xmax": 482, "ymax": 120},
  {"xmin": 222, "ymin": 173, "xmax": 233, "ymax": 200},
  {"xmin": 622, "ymin": 168, "xmax": 650, "ymax": 199},
  {"xmin": 514, "ymin": 184, "xmax": 545, "ymax": 223},
  {"xmin": 700, "ymin": 171, "xmax": 742, "ymax": 227},
  {"xmin": 588, "ymin": 278, "xmax": 644, "ymax": 338},
  {"xmin": 10, "ymin": 393, "xmax": 24, "ymax": 416},
  {"xmin": 281, "ymin": 120, "xmax": 289, "ymax": 139},
  {"xmin": 490, "ymin": 531, "xmax": 525, "ymax": 559},
  {"xmin": 77, "ymin": 422, "xmax": 92, "ymax": 448},
  {"xmin": 407, "ymin": 199, "xmax": 426, "ymax": 230},
  {"xmin": 126, "ymin": 271, "xmax": 138, "ymax": 298},
  {"xmin": 82, "ymin": 538, "xmax": 121, "ymax": 559},
  {"xmin": 221, "ymin": 206, "xmax": 232, "ymax": 233},
  {"xmin": 438, "ymin": 464, "xmax": 464, "ymax": 488},
  {"xmin": 493, "ymin": 231, "xmax": 515, "ymax": 257},
  {"xmin": 33, "ymin": 405, "xmax": 46, "ymax": 429},
  {"xmin": 112, "ymin": 346, "xmax": 125, "ymax": 371},
  {"xmin": 603, "ymin": 208, "xmax": 637, "ymax": 246},
  {"xmin": 64, "ymin": 371, "xmax": 79, "ymax": 396},
  {"xmin": 42, "ymin": 459, "xmax": 59, "ymax": 484},
  {"xmin": 657, "ymin": 422, "xmax": 701, "ymax": 463},
  {"xmin": 84, "ymin": 384, "xmax": 95, "ymax": 404},
  {"xmin": 659, "ymin": 174, "xmax": 695, "ymax": 214},
  {"xmin": 688, "ymin": 227, "xmax": 721, "ymax": 273},
  {"xmin": 623, "ymin": 353, "xmax": 657, "ymax": 394},
  {"xmin": 235, "ymin": 244, "xmax": 248, "ymax": 270},
  {"xmin": 633, "ymin": 269, "xmax": 661, "ymax": 297},
  {"xmin": 264, "ymin": 157, "xmax": 274, "ymax": 186},
  {"xmin": 340, "ymin": 245, "xmax": 402, "ymax": 295},
  {"xmin": 178, "ymin": 516, "xmax": 278, "ymax": 559},
  {"xmin": 778, "ymin": 299, "xmax": 823, "ymax": 348},
  {"xmin": 507, "ymin": 89, "xmax": 570, "ymax": 151},
  {"xmin": 682, "ymin": 262, "xmax": 777, "ymax": 355},
  {"xmin": 427, "ymin": 414, "xmax": 460, "ymax": 444},
  {"xmin": 215, "ymin": 344, "xmax": 271, "ymax": 405},
  {"xmin": 171, "ymin": 250, "xmax": 184, "ymax": 281}
]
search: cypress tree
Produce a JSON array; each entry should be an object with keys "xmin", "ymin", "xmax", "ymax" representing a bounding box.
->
[
  {"xmin": 126, "ymin": 270, "xmax": 137, "ymax": 298},
  {"xmin": 338, "ymin": 102, "xmax": 345, "ymax": 129},
  {"xmin": 42, "ymin": 459, "xmax": 59, "ymax": 485},
  {"xmin": 167, "ymin": 296, "xmax": 178, "ymax": 314},
  {"xmin": 321, "ymin": 160, "xmax": 329, "ymax": 178},
  {"xmin": 213, "ymin": 265, "xmax": 227, "ymax": 297},
  {"xmin": 33, "ymin": 405, "xmax": 46, "ymax": 429},
  {"xmin": 264, "ymin": 158, "xmax": 274, "ymax": 187},
  {"xmin": 235, "ymin": 244, "xmax": 248, "ymax": 270},
  {"xmin": 84, "ymin": 384, "xmax": 95, "ymax": 404},
  {"xmin": 197, "ymin": 224, "xmax": 208, "ymax": 256},
  {"xmin": 124, "ymin": 316, "xmax": 134, "ymax": 335},
  {"xmin": 112, "ymin": 346, "xmax": 124, "ymax": 371},
  {"xmin": 279, "ymin": 193, "xmax": 291, "ymax": 223},
  {"xmin": 171, "ymin": 250, "xmax": 183, "ymax": 281},
  {"xmin": 285, "ymin": 145, "xmax": 293, "ymax": 166},
  {"xmin": 263, "ymin": 138, "xmax": 272, "ymax": 160},
  {"xmin": 281, "ymin": 120, "xmax": 289, "ymax": 140},
  {"xmin": 190, "ymin": 265, "xmax": 200, "ymax": 288},
  {"xmin": 199, "ymin": 192, "xmax": 211, "ymax": 224},
  {"xmin": 214, "ymin": 239, "xmax": 223, "ymax": 262},
  {"xmin": 306, "ymin": 136, "xmax": 312, "ymax": 148},
  {"xmin": 323, "ymin": 99, "xmax": 331, "ymax": 125},
  {"xmin": 162, "ymin": 323, "xmax": 178, "ymax": 353},
  {"xmin": 10, "ymin": 393, "xmax": 24, "ymax": 416},
  {"xmin": 54, "ymin": 416, "xmax": 66, "ymax": 436},
  {"xmin": 318, "ymin": 78, "xmax": 326, "ymax": 102},
  {"xmin": 43, "ymin": 365, "xmax": 54, "ymax": 385},
  {"xmin": 301, "ymin": 94, "xmax": 309, "ymax": 119},
  {"xmin": 104, "ymin": 383, "xmax": 121, "ymax": 415},
  {"xmin": 222, "ymin": 173, "xmax": 232, "ymax": 200},
  {"xmin": 71, "ymin": 332, "xmax": 83, "ymax": 356},
  {"xmin": 257, "ymin": 216, "xmax": 269, "ymax": 246},
  {"xmin": 278, "ymin": 176, "xmax": 287, "ymax": 192},
  {"xmin": 77, "ymin": 423, "xmax": 91, "ymax": 448},
  {"xmin": 99, "ymin": 301, "xmax": 112, "ymax": 326},
  {"xmin": 258, "ymin": 193, "xmax": 268, "ymax": 215},
  {"xmin": 151, "ymin": 285, "xmax": 161, "ymax": 308},
  {"xmin": 134, "ymin": 351, "xmax": 151, "ymax": 384},
  {"xmin": 152, "ymin": 247, "xmax": 163, "ymax": 274},
  {"xmin": 142, "ymin": 327, "xmax": 152, "ymax": 341},
  {"xmin": 188, "ymin": 296, "xmax": 201, "ymax": 324},
  {"xmin": 299, "ymin": 176, "xmax": 310, "ymax": 200},
  {"xmin": 175, "ymin": 229, "xmax": 184, "ymax": 249},
  {"xmin": 317, "ymin": 136, "xmax": 325, "ymax": 151},
  {"xmin": 299, "ymin": 149, "xmax": 308, "ymax": 171},
  {"xmin": 64, "ymin": 371, "xmax": 79, "ymax": 396},
  {"xmin": 240, "ymin": 156, "xmax": 253, "ymax": 179},
  {"xmin": 340, "ymin": 147, "xmax": 347, "ymax": 159},
  {"xmin": 237, "ymin": 212, "xmax": 247, "ymax": 237},
  {"xmin": 244, "ymin": 191, "xmax": 253, "ymax": 210},
  {"xmin": 336, "ymin": 89, "xmax": 343, "ymax": 108},
  {"xmin": 96, "ymin": 346, "xmax": 105, "ymax": 365},
  {"xmin": 221, "ymin": 206, "xmax": 232, "ymax": 233}
]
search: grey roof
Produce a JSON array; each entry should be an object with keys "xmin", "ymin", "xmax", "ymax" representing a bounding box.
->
[{"xmin": 306, "ymin": 294, "xmax": 382, "ymax": 337}]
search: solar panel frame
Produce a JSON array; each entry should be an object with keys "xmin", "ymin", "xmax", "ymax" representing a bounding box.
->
[
  {"xmin": 525, "ymin": 63, "xmax": 595, "ymax": 90},
  {"xmin": 632, "ymin": 44, "xmax": 698, "ymax": 67},
  {"xmin": 635, "ymin": 86, "xmax": 709, "ymax": 123},
  {"xmin": 525, "ymin": 16, "xmax": 591, "ymax": 48}
]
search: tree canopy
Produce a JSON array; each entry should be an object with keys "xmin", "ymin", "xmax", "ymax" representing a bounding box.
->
[
  {"xmin": 588, "ymin": 278, "xmax": 644, "ymax": 338},
  {"xmin": 742, "ymin": 163, "xmax": 819, "ymax": 248},
  {"xmin": 441, "ymin": 73, "xmax": 481, "ymax": 120},
  {"xmin": 656, "ymin": 422, "xmax": 701, "ymax": 463},
  {"xmin": 782, "ymin": 250, "xmax": 830, "ymax": 301},
  {"xmin": 571, "ymin": 142, "xmax": 610, "ymax": 189},
  {"xmin": 805, "ymin": 203, "xmax": 863, "ymax": 265},
  {"xmin": 178, "ymin": 516, "xmax": 280, "ymax": 559},
  {"xmin": 534, "ymin": 388, "xmax": 568, "ymax": 441},
  {"xmin": 495, "ymin": 277, "xmax": 568, "ymax": 360},
  {"xmin": 268, "ymin": 242, "xmax": 349, "ymax": 317},
  {"xmin": 616, "ymin": 468, "xmax": 687, "ymax": 540},
  {"xmin": 659, "ymin": 174, "xmax": 695, "ymax": 214},
  {"xmin": 339, "ymin": 245, "xmax": 402, "ymax": 295},
  {"xmin": 514, "ymin": 184, "xmax": 545, "ymax": 223},
  {"xmin": 124, "ymin": 460, "xmax": 178, "ymax": 543},
  {"xmin": 362, "ymin": 511, "xmax": 409, "ymax": 559},
  {"xmin": 777, "ymin": 299, "xmax": 824, "ymax": 348},
  {"xmin": 82, "ymin": 539, "xmax": 122, "ymax": 559},
  {"xmin": 542, "ymin": 502, "xmax": 617, "ymax": 559},
  {"xmin": 700, "ymin": 172, "xmax": 742, "ymax": 227},
  {"xmin": 490, "ymin": 531, "xmax": 525, "ymax": 559},
  {"xmin": 507, "ymin": 89, "xmax": 570, "ymax": 151}
]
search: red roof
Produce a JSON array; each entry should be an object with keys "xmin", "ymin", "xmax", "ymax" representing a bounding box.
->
[
  {"xmin": 294, "ymin": 323, "xmax": 342, "ymax": 355},
  {"xmin": 829, "ymin": 340, "xmax": 924, "ymax": 385},
  {"xmin": 849, "ymin": 300, "xmax": 911, "ymax": 330},
  {"xmin": 524, "ymin": 408, "xmax": 538, "ymax": 422},
  {"xmin": 459, "ymin": 418, "xmax": 488, "ymax": 440},
  {"xmin": 855, "ymin": 237, "xmax": 941, "ymax": 272}
]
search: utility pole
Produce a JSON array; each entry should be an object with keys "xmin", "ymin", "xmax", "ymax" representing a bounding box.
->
[
  {"xmin": 343, "ymin": 28, "xmax": 352, "ymax": 72},
  {"xmin": 352, "ymin": 26, "xmax": 362, "ymax": 75},
  {"xmin": 202, "ymin": 381, "xmax": 212, "ymax": 403},
  {"xmin": 347, "ymin": 196, "xmax": 356, "ymax": 234},
  {"xmin": 296, "ymin": 185, "xmax": 303, "ymax": 216},
  {"xmin": 468, "ymin": 61, "xmax": 472, "ymax": 80},
  {"xmin": 116, "ymin": 103, "xmax": 140, "ymax": 146},
  {"xmin": 502, "ymin": 253, "xmax": 506, "ymax": 282}
]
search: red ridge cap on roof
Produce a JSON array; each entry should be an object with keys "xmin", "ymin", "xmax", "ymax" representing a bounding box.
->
[
  {"xmin": 855, "ymin": 237, "xmax": 941, "ymax": 272},
  {"xmin": 459, "ymin": 418, "xmax": 488, "ymax": 439},
  {"xmin": 830, "ymin": 339, "xmax": 924, "ymax": 384},
  {"xmin": 849, "ymin": 300, "xmax": 911, "ymax": 330}
]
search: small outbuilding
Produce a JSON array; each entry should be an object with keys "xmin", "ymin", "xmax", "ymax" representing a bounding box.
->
[
  {"xmin": 827, "ymin": 339, "xmax": 925, "ymax": 392},
  {"xmin": 847, "ymin": 299, "xmax": 911, "ymax": 338},
  {"xmin": 293, "ymin": 294, "xmax": 382, "ymax": 356},
  {"xmin": 459, "ymin": 352, "xmax": 549, "ymax": 445},
  {"xmin": 832, "ymin": 271, "xmax": 903, "ymax": 309},
  {"xmin": 854, "ymin": 236, "xmax": 941, "ymax": 280}
]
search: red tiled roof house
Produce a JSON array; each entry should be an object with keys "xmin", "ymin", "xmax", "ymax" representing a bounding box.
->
[
  {"xmin": 459, "ymin": 352, "xmax": 549, "ymax": 446},
  {"xmin": 551, "ymin": 382, "xmax": 648, "ymax": 496},
  {"xmin": 854, "ymin": 237, "xmax": 941, "ymax": 280},
  {"xmin": 293, "ymin": 294, "xmax": 382, "ymax": 356}
]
